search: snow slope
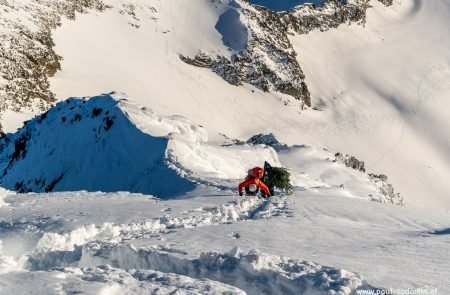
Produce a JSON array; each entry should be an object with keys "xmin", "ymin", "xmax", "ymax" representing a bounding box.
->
[
  {"xmin": 47, "ymin": 0, "xmax": 450, "ymax": 209},
  {"xmin": 0, "ymin": 93, "xmax": 422, "ymax": 293},
  {"xmin": 0, "ymin": 92, "xmax": 442, "ymax": 293},
  {"xmin": 0, "ymin": 93, "xmax": 282, "ymax": 198},
  {"xmin": 289, "ymin": 0, "xmax": 450, "ymax": 208},
  {"xmin": 0, "ymin": 93, "xmax": 401, "ymax": 205},
  {"xmin": 0, "ymin": 188, "xmax": 448, "ymax": 293},
  {"xmin": 49, "ymin": 0, "xmax": 306, "ymax": 142},
  {"xmin": 0, "ymin": 0, "xmax": 447, "ymax": 293}
]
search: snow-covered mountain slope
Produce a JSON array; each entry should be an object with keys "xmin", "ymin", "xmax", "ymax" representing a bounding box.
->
[
  {"xmin": 0, "ymin": 0, "xmax": 448, "ymax": 293},
  {"xmin": 2, "ymin": 0, "xmax": 446, "ymax": 208},
  {"xmin": 0, "ymin": 92, "xmax": 400, "ymax": 204},
  {"xmin": 0, "ymin": 188, "xmax": 449, "ymax": 293},
  {"xmin": 0, "ymin": 93, "xmax": 282, "ymax": 198},
  {"xmin": 0, "ymin": 93, "xmax": 194, "ymax": 197},
  {"xmin": 46, "ymin": 0, "xmax": 450, "ymax": 208},
  {"xmin": 289, "ymin": 0, "xmax": 450, "ymax": 208},
  {"xmin": 1, "ymin": 0, "xmax": 393, "ymax": 131}
]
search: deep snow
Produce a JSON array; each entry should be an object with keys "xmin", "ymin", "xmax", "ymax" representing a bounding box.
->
[
  {"xmin": 0, "ymin": 188, "xmax": 449, "ymax": 294},
  {"xmin": 0, "ymin": 92, "xmax": 444, "ymax": 293}
]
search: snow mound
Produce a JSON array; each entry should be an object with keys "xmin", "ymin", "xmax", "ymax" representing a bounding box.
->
[
  {"xmin": 0, "ymin": 92, "xmax": 197, "ymax": 198},
  {"xmin": 0, "ymin": 92, "xmax": 281, "ymax": 197}
]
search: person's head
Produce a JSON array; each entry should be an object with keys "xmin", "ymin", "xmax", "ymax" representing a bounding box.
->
[{"xmin": 252, "ymin": 167, "xmax": 264, "ymax": 179}]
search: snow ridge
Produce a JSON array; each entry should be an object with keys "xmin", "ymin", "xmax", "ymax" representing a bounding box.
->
[
  {"xmin": 0, "ymin": 92, "xmax": 287, "ymax": 197},
  {"xmin": 77, "ymin": 244, "xmax": 372, "ymax": 295},
  {"xmin": 0, "ymin": 93, "xmax": 198, "ymax": 197}
]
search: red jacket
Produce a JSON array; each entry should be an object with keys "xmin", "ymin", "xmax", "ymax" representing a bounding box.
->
[{"xmin": 238, "ymin": 177, "xmax": 271, "ymax": 196}]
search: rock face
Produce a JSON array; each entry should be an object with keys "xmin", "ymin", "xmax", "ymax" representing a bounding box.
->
[
  {"xmin": 285, "ymin": 0, "xmax": 392, "ymax": 34},
  {"xmin": 182, "ymin": 0, "xmax": 392, "ymax": 108},
  {"xmin": 0, "ymin": 0, "xmax": 109, "ymax": 129},
  {"xmin": 181, "ymin": 0, "xmax": 311, "ymax": 108}
]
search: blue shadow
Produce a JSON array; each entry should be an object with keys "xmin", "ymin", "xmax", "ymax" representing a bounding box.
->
[
  {"xmin": 249, "ymin": 0, "xmax": 322, "ymax": 12},
  {"xmin": 0, "ymin": 94, "xmax": 196, "ymax": 199}
]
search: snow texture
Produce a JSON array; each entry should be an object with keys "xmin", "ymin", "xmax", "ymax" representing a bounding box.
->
[{"xmin": 0, "ymin": 190, "xmax": 381, "ymax": 295}]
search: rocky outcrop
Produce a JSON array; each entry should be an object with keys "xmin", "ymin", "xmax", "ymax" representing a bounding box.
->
[
  {"xmin": 0, "ymin": 0, "xmax": 109, "ymax": 129},
  {"xmin": 182, "ymin": 0, "xmax": 392, "ymax": 108},
  {"xmin": 246, "ymin": 133, "xmax": 289, "ymax": 150},
  {"xmin": 335, "ymin": 152, "xmax": 366, "ymax": 172},
  {"xmin": 286, "ymin": 0, "xmax": 371, "ymax": 34},
  {"xmin": 369, "ymin": 173, "xmax": 404, "ymax": 205},
  {"xmin": 181, "ymin": 0, "xmax": 311, "ymax": 108}
]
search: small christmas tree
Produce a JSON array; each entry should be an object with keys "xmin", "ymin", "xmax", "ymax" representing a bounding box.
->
[{"xmin": 264, "ymin": 162, "xmax": 293, "ymax": 195}]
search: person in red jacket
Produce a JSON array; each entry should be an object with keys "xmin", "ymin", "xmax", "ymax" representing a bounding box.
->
[{"xmin": 238, "ymin": 167, "xmax": 271, "ymax": 197}]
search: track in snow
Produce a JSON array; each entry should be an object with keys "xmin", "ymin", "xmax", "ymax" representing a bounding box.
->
[
  {"xmin": 31, "ymin": 196, "xmax": 292, "ymax": 252},
  {"xmin": 12, "ymin": 196, "xmax": 378, "ymax": 295}
]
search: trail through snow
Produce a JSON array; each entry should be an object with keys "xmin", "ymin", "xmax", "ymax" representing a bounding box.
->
[{"xmin": 0, "ymin": 191, "xmax": 378, "ymax": 295}]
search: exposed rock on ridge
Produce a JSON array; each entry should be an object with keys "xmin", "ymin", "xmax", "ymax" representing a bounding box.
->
[{"xmin": 182, "ymin": 0, "xmax": 393, "ymax": 108}]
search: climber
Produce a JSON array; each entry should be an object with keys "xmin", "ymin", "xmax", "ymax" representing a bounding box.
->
[{"xmin": 238, "ymin": 166, "xmax": 271, "ymax": 198}]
